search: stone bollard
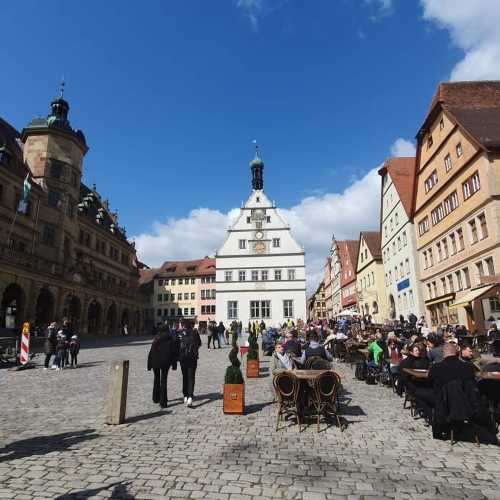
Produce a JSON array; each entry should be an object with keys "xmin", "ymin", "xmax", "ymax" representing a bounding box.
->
[{"xmin": 105, "ymin": 360, "xmax": 129, "ymax": 425}]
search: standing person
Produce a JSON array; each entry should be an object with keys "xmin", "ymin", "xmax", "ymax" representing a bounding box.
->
[
  {"xmin": 147, "ymin": 326, "xmax": 179, "ymax": 408},
  {"xmin": 217, "ymin": 321, "xmax": 226, "ymax": 346},
  {"xmin": 178, "ymin": 324, "xmax": 202, "ymax": 407},
  {"xmin": 207, "ymin": 321, "xmax": 220, "ymax": 349},
  {"xmin": 69, "ymin": 335, "xmax": 80, "ymax": 367},
  {"xmin": 43, "ymin": 322, "xmax": 58, "ymax": 370},
  {"xmin": 61, "ymin": 319, "xmax": 72, "ymax": 368},
  {"xmin": 55, "ymin": 330, "xmax": 68, "ymax": 371},
  {"xmin": 123, "ymin": 323, "xmax": 129, "ymax": 336}
]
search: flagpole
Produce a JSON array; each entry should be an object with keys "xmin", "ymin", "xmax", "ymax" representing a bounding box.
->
[{"xmin": 31, "ymin": 197, "xmax": 41, "ymax": 254}]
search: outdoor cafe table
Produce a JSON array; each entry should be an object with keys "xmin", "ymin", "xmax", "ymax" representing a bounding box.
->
[
  {"xmin": 403, "ymin": 368, "xmax": 500, "ymax": 381},
  {"xmin": 292, "ymin": 369, "xmax": 339, "ymax": 381}
]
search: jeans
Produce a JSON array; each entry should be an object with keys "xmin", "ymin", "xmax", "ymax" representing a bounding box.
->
[
  {"xmin": 181, "ymin": 360, "xmax": 197, "ymax": 398},
  {"xmin": 152, "ymin": 367, "xmax": 170, "ymax": 407},
  {"xmin": 366, "ymin": 361, "xmax": 379, "ymax": 370},
  {"xmin": 70, "ymin": 353, "xmax": 78, "ymax": 367},
  {"xmin": 44, "ymin": 353, "xmax": 54, "ymax": 368},
  {"xmin": 208, "ymin": 334, "xmax": 220, "ymax": 349}
]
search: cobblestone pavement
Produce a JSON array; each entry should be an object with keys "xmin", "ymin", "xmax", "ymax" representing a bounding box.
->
[{"xmin": 1, "ymin": 336, "xmax": 499, "ymax": 500}]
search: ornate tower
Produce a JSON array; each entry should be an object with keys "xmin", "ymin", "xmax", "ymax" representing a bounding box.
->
[
  {"xmin": 21, "ymin": 82, "xmax": 88, "ymax": 260},
  {"xmin": 250, "ymin": 144, "xmax": 264, "ymax": 191}
]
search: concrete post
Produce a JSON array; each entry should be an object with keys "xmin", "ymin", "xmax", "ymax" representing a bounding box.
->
[{"xmin": 105, "ymin": 360, "xmax": 129, "ymax": 425}]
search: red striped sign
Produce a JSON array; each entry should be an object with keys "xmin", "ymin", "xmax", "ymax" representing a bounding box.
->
[{"xmin": 20, "ymin": 322, "xmax": 30, "ymax": 365}]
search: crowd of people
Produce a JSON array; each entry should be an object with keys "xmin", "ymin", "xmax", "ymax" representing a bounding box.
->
[{"xmin": 261, "ymin": 315, "xmax": 499, "ymax": 441}]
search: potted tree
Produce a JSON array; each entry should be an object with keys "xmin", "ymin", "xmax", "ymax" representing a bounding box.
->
[
  {"xmin": 246, "ymin": 327, "xmax": 260, "ymax": 378},
  {"xmin": 223, "ymin": 326, "xmax": 245, "ymax": 414}
]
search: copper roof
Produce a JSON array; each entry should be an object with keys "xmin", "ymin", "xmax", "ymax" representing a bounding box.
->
[
  {"xmin": 360, "ymin": 231, "xmax": 381, "ymax": 260},
  {"xmin": 378, "ymin": 157, "xmax": 416, "ymax": 218}
]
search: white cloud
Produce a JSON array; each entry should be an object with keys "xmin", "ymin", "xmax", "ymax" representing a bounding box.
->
[
  {"xmin": 133, "ymin": 169, "xmax": 383, "ymax": 295},
  {"xmin": 234, "ymin": 0, "xmax": 290, "ymax": 30},
  {"xmin": 364, "ymin": 0, "xmax": 394, "ymax": 21},
  {"xmin": 390, "ymin": 138, "xmax": 416, "ymax": 157},
  {"xmin": 421, "ymin": 0, "xmax": 500, "ymax": 80}
]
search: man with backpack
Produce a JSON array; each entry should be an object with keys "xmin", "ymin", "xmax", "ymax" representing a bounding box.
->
[{"xmin": 178, "ymin": 323, "xmax": 202, "ymax": 407}]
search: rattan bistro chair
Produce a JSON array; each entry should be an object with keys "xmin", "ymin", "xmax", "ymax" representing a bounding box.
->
[
  {"xmin": 310, "ymin": 371, "xmax": 344, "ymax": 433},
  {"xmin": 273, "ymin": 372, "xmax": 302, "ymax": 431},
  {"xmin": 305, "ymin": 356, "xmax": 331, "ymax": 370}
]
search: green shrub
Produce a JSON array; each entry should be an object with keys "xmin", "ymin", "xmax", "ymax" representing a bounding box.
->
[
  {"xmin": 247, "ymin": 328, "xmax": 259, "ymax": 361},
  {"xmin": 224, "ymin": 327, "xmax": 244, "ymax": 384}
]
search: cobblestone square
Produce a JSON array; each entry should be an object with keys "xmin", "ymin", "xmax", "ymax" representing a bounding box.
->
[{"xmin": 1, "ymin": 337, "xmax": 499, "ymax": 500}]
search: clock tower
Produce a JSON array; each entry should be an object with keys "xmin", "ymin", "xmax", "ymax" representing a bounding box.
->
[{"xmin": 215, "ymin": 146, "xmax": 306, "ymax": 326}]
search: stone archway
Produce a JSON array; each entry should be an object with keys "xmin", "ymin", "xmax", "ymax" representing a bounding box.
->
[
  {"xmin": 372, "ymin": 301, "xmax": 379, "ymax": 315},
  {"xmin": 35, "ymin": 288, "xmax": 55, "ymax": 327},
  {"xmin": 62, "ymin": 294, "xmax": 82, "ymax": 330},
  {"xmin": 87, "ymin": 300, "xmax": 102, "ymax": 335},
  {"xmin": 106, "ymin": 303, "xmax": 117, "ymax": 335},
  {"xmin": 1, "ymin": 283, "xmax": 26, "ymax": 329}
]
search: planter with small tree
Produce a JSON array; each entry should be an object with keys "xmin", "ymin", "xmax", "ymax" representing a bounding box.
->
[
  {"xmin": 246, "ymin": 328, "xmax": 260, "ymax": 378},
  {"xmin": 223, "ymin": 327, "xmax": 245, "ymax": 414}
]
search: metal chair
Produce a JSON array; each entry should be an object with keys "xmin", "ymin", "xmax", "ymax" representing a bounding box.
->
[
  {"xmin": 306, "ymin": 356, "xmax": 331, "ymax": 370},
  {"xmin": 309, "ymin": 371, "xmax": 344, "ymax": 433},
  {"xmin": 273, "ymin": 372, "xmax": 302, "ymax": 431}
]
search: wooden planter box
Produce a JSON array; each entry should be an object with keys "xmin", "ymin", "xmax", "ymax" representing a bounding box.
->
[
  {"xmin": 223, "ymin": 384, "xmax": 245, "ymax": 414},
  {"xmin": 246, "ymin": 358, "xmax": 259, "ymax": 378}
]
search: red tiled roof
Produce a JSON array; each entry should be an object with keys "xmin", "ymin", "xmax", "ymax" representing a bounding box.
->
[
  {"xmin": 360, "ymin": 231, "xmax": 381, "ymax": 260},
  {"xmin": 158, "ymin": 257, "xmax": 215, "ymax": 278},
  {"xmin": 139, "ymin": 267, "xmax": 159, "ymax": 285},
  {"xmin": 420, "ymin": 81, "xmax": 500, "ymax": 151},
  {"xmin": 378, "ymin": 157, "xmax": 416, "ymax": 218},
  {"xmin": 344, "ymin": 240, "xmax": 359, "ymax": 268}
]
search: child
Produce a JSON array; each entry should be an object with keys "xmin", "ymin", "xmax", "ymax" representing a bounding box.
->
[
  {"xmin": 55, "ymin": 331, "xmax": 67, "ymax": 371},
  {"xmin": 69, "ymin": 335, "xmax": 80, "ymax": 368}
]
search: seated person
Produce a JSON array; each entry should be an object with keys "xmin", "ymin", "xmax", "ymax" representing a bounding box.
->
[
  {"xmin": 398, "ymin": 343, "xmax": 430, "ymax": 396},
  {"xmin": 298, "ymin": 331, "xmax": 332, "ymax": 365},
  {"xmin": 427, "ymin": 336, "xmax": 444, "ymax": 364},
  {"xmin": 367, "ymin": 337, "xmax": 384, "ymax": 370},
  {"xmin": 415, "ymin": 343, "xmax": 477, "ymax": 433},
  {"xmin": 270, "ymin": 343, "xmax": 293, "ymax": 373},
  {"xmin": 460, "ymin": 344, "xmax": 481, "ymax": 372},
  {"xmin": 385, "ymin": 337, "xmax": 402, "ymax": 374},
  {"xmin": 283, "ymin": 330, "xmax": 302, "ymax": 358}
]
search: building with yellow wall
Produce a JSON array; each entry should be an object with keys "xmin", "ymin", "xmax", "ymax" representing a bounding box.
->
[
  {"xmin": 356, "ymin": 231, "xmax": 388, "ymax": 323},
  {"xmin": 414, "ymin": 81, "xmax": 500, "ymax": 332}
]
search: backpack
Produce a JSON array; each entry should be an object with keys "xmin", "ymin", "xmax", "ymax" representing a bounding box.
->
[
  {"xmin": 179, "ymin": 334, "xmax": 198, "ymax": 361},
  {"xmin": 355, "ymin": 361, "xmax": 366, "ymax": 381}
]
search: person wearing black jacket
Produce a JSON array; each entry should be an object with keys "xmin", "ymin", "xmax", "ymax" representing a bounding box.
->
[
  {"xmin": 398, "ymin": 343, "xmax": 430, "ymax": 396},
  {"xmin": 43, "ymin": 322, "xmax": 58, "ymax": 369},
  {"xmin": 147, "ymin": 327, "xmax": 179, "ymax": 408},
  {"xmin": 414, "ymin": 343, "xmax": 476, "ymax": 426},
  {"xmin": 178, "ymin": 326, "xmax": 202, "ymax": 407}
]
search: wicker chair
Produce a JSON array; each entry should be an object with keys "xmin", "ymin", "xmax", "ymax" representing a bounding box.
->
[
  {"xmin": 309, "ymin": 371, "xmax": 344, "ymax": 432},
  {"xmin": 273, "ymin": 372, "xmax": 302, "ymax": 431}
]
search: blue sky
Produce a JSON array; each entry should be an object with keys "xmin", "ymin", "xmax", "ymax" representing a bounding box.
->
[{"xmin": 2, "ymin": 0, "xmax": 498, "ymax": 290}]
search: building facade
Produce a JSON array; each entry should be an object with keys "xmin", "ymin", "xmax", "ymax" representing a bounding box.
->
[
  {"xmin": 215, "ymin": 148, "xmax": 307, "ymax": 326},
  {"xmin": 356, "ymin": 231, "xmax": 388, "ymax": 323},
  {"xmin": 323, "ymin": 257, "xmax": 332, "ymax": 319},
  {"xmin": 414, "ymin": 81, "xmax": 500, "ymax": 332},
  {"xmin": 146, "ymin": 258, "xmax": 215, "ymax": 326},
  {"xmin": 307, "ymin": 281, "xmax": 326, "ymax": 320},
  {"xmin": 339, "ymin": 240, "xmax": 358, "ymax": 312},
  {"xmin": 379, "ymin": 157, "xmax": 425, "ymax": 321},
  {"xmin": 0, "ymin": 90, "xmax": 144, "ymax": 335},
  {"xmin": 330, "ymin": 237, "xmax": 342, "ymax": 316}
]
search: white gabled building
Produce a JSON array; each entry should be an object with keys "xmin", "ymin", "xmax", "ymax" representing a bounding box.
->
[
  {"xmin": 215, "ymin": 147, "xmax": 307, "ymax": 327},
  {"xmin": 379, "ymin": 157, "xmax": 425, "ymax": 321}
]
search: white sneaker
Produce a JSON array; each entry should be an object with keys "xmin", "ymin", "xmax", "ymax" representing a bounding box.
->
[
  {"xmin": 43, "ymin": 367, "xmax": 48, "ymax": 371},
  {"xmin": 187, "ymin": 397, "xmax": 193, "ymax": 407},
  {"xmin": 184, "ymin": 397, "xmax": 188, "ymax": 404}
]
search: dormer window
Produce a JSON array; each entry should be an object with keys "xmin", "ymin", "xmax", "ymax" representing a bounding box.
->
[
  {"xmin": 256, "ymin": 196, "xmax": 260, "ymax": 202},
  {"xmin": 456, "ymin": 142, "xmax": 463, "ymax": 158},
  {"xmin": 427, "ymin": 135, "xmax": 433, "ymax": 149}
]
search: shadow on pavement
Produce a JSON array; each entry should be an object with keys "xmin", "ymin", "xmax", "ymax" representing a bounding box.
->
[
  {"xmin": 245, "ymin": 401, "xmax": 274, "ymax": 414},
  {"xmin": 189, "ymin": 392, "xmax": 223, "ymax": 409},
  {"xmin": 0, "ymin": 429, "xmax": 99, "ymax": 463},
  {"xmin": 55, "ymin": 481, "xmax": 134, "ymax": 499},
  {"xmin": 126, "ymin": 410, "xmax": 170, "ymax": 423}
]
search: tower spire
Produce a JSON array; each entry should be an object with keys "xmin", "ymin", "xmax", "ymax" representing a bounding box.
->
[
  {"xmin": 249, "ymin": 140, "xmax": 264, "ymax": 190},
  {"xmin": 59, "ymin": 77, "xmax": 65, "ymax": 98}
]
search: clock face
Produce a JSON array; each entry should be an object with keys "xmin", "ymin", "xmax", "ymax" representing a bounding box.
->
[
  {"xmin": 254, "ymin": 242, "xmax": 265, "ymax": 254},
  {"xmin": 255, "ymin": 231, "xmax": 264, "ymax": 240}
]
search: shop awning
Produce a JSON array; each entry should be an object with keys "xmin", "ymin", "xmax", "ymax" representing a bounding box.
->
[
  {"xmin": 425, "ymin": 293, "xmax": 455, "ymax": 307},
  {"xmin": 448, "ymin": 285, "xmax": 497, "ymax": 309}
]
